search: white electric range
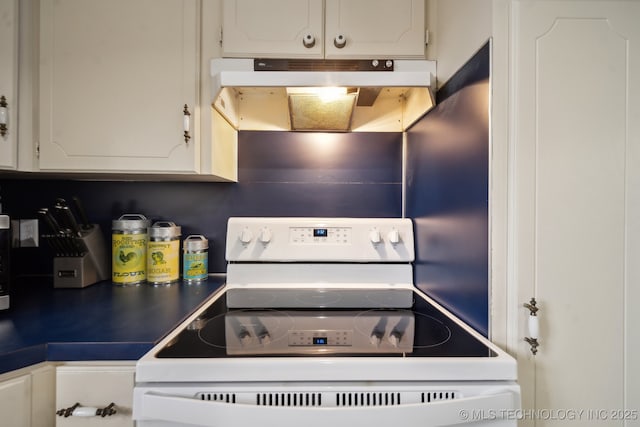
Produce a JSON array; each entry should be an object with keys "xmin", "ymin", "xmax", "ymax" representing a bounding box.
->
[{"xmin": 133, "ymin": 217, "xmax": 520, "ymax": 427}]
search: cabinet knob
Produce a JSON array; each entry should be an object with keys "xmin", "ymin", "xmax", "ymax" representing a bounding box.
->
[
  {"xmin": 334, "ymin": 34, "xmax": 347, "ymax": 49},
  {"xmin": 303, "ymin": 34, "xmax": 316, "ymax": 48},
  {"xmin": 0, "ymin": 95, "xmax": 8, "ymax": 137}
]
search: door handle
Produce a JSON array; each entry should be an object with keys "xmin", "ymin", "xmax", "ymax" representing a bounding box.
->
[
  {"xmin": 183, "ymin": 104, "xmax": 191, "ymax": 143},
  {"xmin": 0, "ymin": 95, "xmax": 8, "ymax": 137},
  {"xmin": 523, "ymin": 298, "xmax": 539, "ymax": 355}
]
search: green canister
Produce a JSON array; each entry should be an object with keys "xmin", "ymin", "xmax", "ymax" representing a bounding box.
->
[
  {"xmin": 183, "ymin": 235, "xmax": 208, "ymax": 283},
  {"xmin": 147, "ymin": 221, "xmax": 181, "ymax": 285},
  {"xmin": 112, "ymin": 214, "xmax": 151, "ymax": 286}
]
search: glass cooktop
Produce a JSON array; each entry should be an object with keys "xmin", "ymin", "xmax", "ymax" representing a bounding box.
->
[{"xmin": 155, "ymin": 290, "xmax": 497, "ymax": 358}]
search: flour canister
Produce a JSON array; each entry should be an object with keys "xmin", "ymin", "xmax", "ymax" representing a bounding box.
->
[
  {"xmin": 147, "ymin": 221, "xmax": 181, "ymax": 285},
  {"xmin": 112, "ymin": 214, "xmax": 151, "ymax": 286},
  {"xmin": 183, "ymin": 235, "xmax": 208, "ymax": 283}
]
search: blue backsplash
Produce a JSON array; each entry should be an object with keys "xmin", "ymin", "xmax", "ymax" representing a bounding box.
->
[
  {"xmin": 0, "ymin": 131, "xmax": 402, "ymax": 274},
  {"xmin": 406, "ymin": 41, "xmax": 491, "ymax": 335}
]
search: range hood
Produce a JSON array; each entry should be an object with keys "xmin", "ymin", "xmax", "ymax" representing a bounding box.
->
[{"xmin": 211, "ymin": 58, "xmax": 436, "ymax": 132}]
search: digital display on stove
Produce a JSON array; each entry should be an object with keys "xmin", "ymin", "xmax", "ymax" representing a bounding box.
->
[
  {"xmin": 313, "ymin": 228, "xmax": 328, "ymax": 237},
  {"xmin": 313, "ymin": 337, "xmax": 328, "ymax": 345}
]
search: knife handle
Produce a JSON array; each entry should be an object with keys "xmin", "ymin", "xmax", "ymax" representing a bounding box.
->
[
  {"xmin": 38, "ymin": 208, "xmax": 63, "ymax": 235},
  {"xmin": 72, "ymin": 196, "xmax": 91, "ymax": 230},
  {"xmin": 55, "ymin": 204, "xmax": 82, "ymax": 237}
]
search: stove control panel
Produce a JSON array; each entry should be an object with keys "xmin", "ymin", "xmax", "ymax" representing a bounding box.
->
[
  {"xmin": 289, "ymin": 226, "xmax": 352, "ymax": 245},
  {"xmin": 225, "ymin": 310, "xmax": 415, "ymax": 355},
  {"xmin": 288, "ymin": 330, "xmax": 353, "ymax": 346},
  {"xmin": 226, "ymin": 217, "xmax": 414, "ymax": 262}
]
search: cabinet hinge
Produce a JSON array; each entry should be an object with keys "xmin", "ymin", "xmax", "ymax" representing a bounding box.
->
[
  {"xmin": 36, "ymin": 142, "xmax": 40, "ymax": 159},
  {"xmin": 219, "ymin": 27, "xmax": 223, "ymax": 47},
  {"xmin": 425, "ymin": 29, "xmax": 430, "ymax": 46}
]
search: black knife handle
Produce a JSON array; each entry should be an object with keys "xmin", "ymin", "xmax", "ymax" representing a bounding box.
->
[
  {"xmin": 71, "ymin": 196, "xmax": 91, "ymax": 230},
  {"xmin": 54, "ymin": 204, "xmax": 82, "ymax": 237},
  {"xmin": 38, "ymin": 208, "xmax": 63, "ymax": 235}
]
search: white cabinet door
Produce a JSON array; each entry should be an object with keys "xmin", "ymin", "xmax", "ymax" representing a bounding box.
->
[
  {"xmin": 39, "ymin": 0, "xmax": 199, "ymax": 173},
  {"xmin": 222, "ymin": 0, "xmax": 425, "ymax": 59},
  {"xmin": 0, "ymin": 0, "xmax": 18, "ymax": 170},
  {"xmin": 56, "ymin": 364, "xmax": 135, "ymax": 427},
  {"xmin": 325, "ymin": 0, "xmax": 425, "ymax": 58},
  {"xmin": 31, "ymin": 364, "xmax": 56, "ymax": 427},
  {"xmin": 0, "ymin": 374, "xmax": 31, "ymax": 427},
  {"xmin": 511, "ymin": 1, "xmax": 640, "ymax": 424},
  {"xmin": 222, "ymin": 0, "xmax": 324, "ymax": 58}
]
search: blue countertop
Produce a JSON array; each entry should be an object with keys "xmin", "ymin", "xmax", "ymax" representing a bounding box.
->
[{"xmin": 0, "ymin": 275, "xmax": 225, "ymax": 374}]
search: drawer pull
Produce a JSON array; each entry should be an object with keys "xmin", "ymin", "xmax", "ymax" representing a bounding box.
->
[
  {"xmin": 183, "ymin": 104, "xmax": 191, "ymax": 143},
  {"xmin": 56, "ymin": 402, "xmax": 117, "ymax": 417},
  {"xmin": 0, "ymin": 95, "xmax": 8, "ymax": 137}
]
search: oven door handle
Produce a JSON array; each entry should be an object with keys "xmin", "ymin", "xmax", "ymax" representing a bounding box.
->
[{"xmin": 137, "ymin": 390, "xmax": 519, "ymax": 426}]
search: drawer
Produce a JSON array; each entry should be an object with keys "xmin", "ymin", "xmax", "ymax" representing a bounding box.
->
[{"xmin": 56, "ymin": 364, "xmax": 135, "ymax": 427}]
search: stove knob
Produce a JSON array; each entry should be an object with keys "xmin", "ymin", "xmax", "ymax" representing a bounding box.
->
[
  {"xmin": 259, "ymin": 227, "xmax": 272, "ymax": 244},
  {"xmin": 388, "ymin": 229, "xmax": 401, "ymax": 245},
  {"xmin": 388, "ymin": 330, "xmax": 403, "ymax": 347},
  {"xmin": 239, "ymin": 228, "xmax": 253, "ymax": 244},
  {"xmin": 238, "ymin": 328, "xmax": 252, "ymax": 346},
  {"xmin": 369, "ymin": 229, "xmax": 382, "ymax": 244},
  {"xmin": 258, "ymin": 331, "xmax": 271, "ymax": 345},
  {"xmin": 369, "ymin": 330, "xmax": 384, "ymax": 346}
]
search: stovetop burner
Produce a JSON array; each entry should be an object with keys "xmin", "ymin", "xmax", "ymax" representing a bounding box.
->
[{"xmin": 155, "ymin": 290, "xmax": 495, "ymax": 359}]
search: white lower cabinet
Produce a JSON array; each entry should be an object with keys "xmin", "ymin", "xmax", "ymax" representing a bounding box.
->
[
  {"xmin": 0, "ymin": 372, "xmax": 31, "ymax": 427},
  {"xmin": 55, "ymin": 363, "xmax": 135, "ymax": 427},
  {"xmin": 0, "ymin": 363, "xmax": 56, "ymax": 427}
]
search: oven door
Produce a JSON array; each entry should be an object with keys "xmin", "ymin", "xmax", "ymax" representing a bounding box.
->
[{"xmin": 134, "ymin": 382, "xmax": 520, "ymax": 427}]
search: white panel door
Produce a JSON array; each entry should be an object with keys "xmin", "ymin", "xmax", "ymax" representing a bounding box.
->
[
  {"xmin": 0, "ymin": 0, "xmax": 18, "ymax": 170},
  {"xmin": 325, "ymin": 0, "xmax": 425, "ymax": 58},
  {"xmin": 0, "ymin": 374, "xmax": 31, "ymax": 427},
  {"xmin": 512, "ymin": 1, "xmax": 640, "ymax": 425},
  {"xmin": 222, "ymin": 0, "xmax": 324, "ymax": 58},
  {"xmin": 39, "ymin": 0, "xmax": 199, "ymax": 173}
]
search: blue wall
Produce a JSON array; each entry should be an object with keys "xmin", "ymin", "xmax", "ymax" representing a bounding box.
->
[
  {"xmin": 406, "ymin": 42, "xmax": 490, "ymax": 335},
  {"xmin": 1, "ymin": 131, "xmax": 402, "ymax": 276}
]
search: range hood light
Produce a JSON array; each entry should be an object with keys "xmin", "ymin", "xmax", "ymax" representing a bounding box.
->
[
  {"xmin": 286, "ymin": 86, "xmax": 350, "ymax": 102},
  {"xmin": 287, "ymin": 89, "xmax": 358, "ymax": 132}
]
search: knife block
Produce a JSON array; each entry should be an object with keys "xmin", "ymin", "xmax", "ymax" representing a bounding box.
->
[{"xmin": 53, "ymin": 224, "xmax": 109, "ymax": 288}]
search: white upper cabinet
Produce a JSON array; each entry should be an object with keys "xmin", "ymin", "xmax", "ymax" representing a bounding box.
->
[
  {"xmin": 324, "ymin": 0, "xmax": 425, "ymax": 58},
  {"xmin": 0, "ymin": 0, "xmax": 18, "ymax": 170},
  {"xmin": 222, "ymin": 0, "xmax": 325, "ymax": 58},
  {"xmin": 38, "ymin": 0, "xmax": 200, "ymax": 174},
  {"xmin": 222, "ymin": 0, "xmax": 426, "ymax": 59}
]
